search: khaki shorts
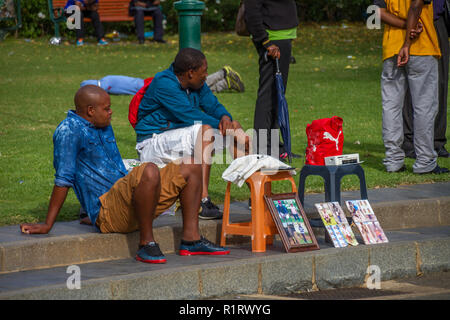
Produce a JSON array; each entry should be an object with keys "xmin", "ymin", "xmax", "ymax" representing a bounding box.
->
[{"xmin": 96, "ymin": 162, "xmax": 186, "ymax": 233}]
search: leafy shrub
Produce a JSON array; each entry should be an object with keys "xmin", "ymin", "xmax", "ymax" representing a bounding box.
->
[{"xmin": 4, "ymin": 0, "xmax": 373, "ymax": 38}]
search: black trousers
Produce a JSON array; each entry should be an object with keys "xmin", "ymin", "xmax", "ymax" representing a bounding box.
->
[
  {"xmin": 403, "ymin": 16, "xmax": 449, "ymax": 152},
  {"xmin": 133, "ymin": 7, "xmax": 164, "ymax": 41},
  {"xmin": 253, "ymin": 39, "xmax": 292, "ymax": 156},
  {"xmin": 75, "ymin": 10, "xmax": 104, "ymax": 41}
]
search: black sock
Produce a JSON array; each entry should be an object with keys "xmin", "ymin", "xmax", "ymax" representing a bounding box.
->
[{"xmin": 181, "ymin": 238, "xmax": 201, "ymax": 245}]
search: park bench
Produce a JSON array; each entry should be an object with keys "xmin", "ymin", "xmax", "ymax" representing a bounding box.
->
[
  {"xmin": 48, "ymin": 0, "xmax": 153, "ymax": 38},
  {"xmin": 0, "ymin": 0, "xmax": 22, "ymax": 40}
]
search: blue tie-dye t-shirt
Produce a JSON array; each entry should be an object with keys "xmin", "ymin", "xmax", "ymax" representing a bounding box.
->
[{"xmin": 53, "ymin": 110, "xmax": 127, "ymax": 226}]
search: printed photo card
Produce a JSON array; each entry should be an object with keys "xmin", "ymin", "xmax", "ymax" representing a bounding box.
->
[
  {"xmin": 315, "ymin": 202, "xmax": 358, "ymax": 248},
  {"xmin": 345, "ymin": 200, "xmax": 388, "ymax": 245}
]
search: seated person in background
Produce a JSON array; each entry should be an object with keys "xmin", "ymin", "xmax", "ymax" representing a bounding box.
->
[
  {"xmin": 134, "ymin": 48, "xmax": 250, "ymax": 220},
  {"xmin": 129, "ymin": 0, "xmax": 165, "ymax": 44},
  {"xmin": 64, "ymin": 0, "xmax": 108, "ymax": 46},
  {"xmin": 80, "ymin": 66, "xmax": 245, "ymax": 95},
  {"xmin": 19, "ymin": 85, "xmax": 230, "ymax": 263}
]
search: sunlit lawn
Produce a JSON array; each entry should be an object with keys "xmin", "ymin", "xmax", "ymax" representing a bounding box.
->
[{"xmin": 0, "ymin": 23, "xmax": 449, "ymax": 226}]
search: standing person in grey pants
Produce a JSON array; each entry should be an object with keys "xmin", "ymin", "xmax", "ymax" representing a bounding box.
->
[
  {"xmin": 402, "ymin": 0, "xmax": 450, "ymax": 159},
  {"xmin": 377, "ymin": 0, "xmax": 448, "ymax": 174}
]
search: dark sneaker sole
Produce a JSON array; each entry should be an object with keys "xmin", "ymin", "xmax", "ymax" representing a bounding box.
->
[
  {"xmin": 135, "ymin": 256, "xmax": 167, "ymax": 264},
  {"xmin": 179, "ymin": 249, "xmax": 230, "ymax": 256}
]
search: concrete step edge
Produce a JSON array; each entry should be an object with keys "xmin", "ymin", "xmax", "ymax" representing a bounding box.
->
[
  {"xmin": 1, "ymin": 196, "xmax": 449, "ymax": 274},
  {"xmin": 1, "ymin": 235, "xmax": 449, "ymax": 300}
]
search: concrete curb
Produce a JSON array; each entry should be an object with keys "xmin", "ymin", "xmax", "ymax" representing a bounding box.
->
[
  {"xmin": 1, "ymin": 196, "xmax": 450, "ymax": 274},
  {"xmin": 1, "ymin": 232, "xmax": 449, "ymax": 300}
]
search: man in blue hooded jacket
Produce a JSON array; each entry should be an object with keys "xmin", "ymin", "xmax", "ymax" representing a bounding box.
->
[{"xmin": 135, "ymin": 48, "xmax": 249, "ymax": 220}]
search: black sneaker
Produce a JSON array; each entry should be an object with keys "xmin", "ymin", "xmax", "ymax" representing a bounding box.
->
[
  {"xmin": 418, "ymin": 165, "xmax": 449, "ymax": 175},
  {"xmin": 436, "ymin": 147, "xmax": 450, "ymax": 158},
  {"xmin": 199, "ymin": 197, "xmax": 222, "ymax": 220},
  {"xmin": 136, "ymin": 242, "xmax": 167, "ymax": 264},
  {"xmin": 179, "ymin": 236, "xmax": 230, "ymax": 256}
]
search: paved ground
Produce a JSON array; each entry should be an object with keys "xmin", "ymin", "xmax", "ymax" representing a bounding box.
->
[
  {"xmin": 220, "ymin": 271, "xmax": 450, "ymax": 300},
  {"xmin": 0, "ymin": 181, "xmax": 449, "ymax": 300}
]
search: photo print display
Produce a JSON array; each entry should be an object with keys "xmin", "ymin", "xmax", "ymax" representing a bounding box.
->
[
  {"xmin": 315, "ymin": 202, "xmax": 359, "ymax": 248},
  {"xmin": 345, "ymin": 200, "xmax": 388, "ymax": 245},
  {"xmin": 264, "ymin": 193, "xmax": 319, "ymax": 253}
]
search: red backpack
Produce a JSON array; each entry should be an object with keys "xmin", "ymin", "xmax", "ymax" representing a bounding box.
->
[
  {"xmin": 128, "ymin": 77, "xmax": 154, "ymax": 128},
  {"xmin": 305, "ymin": 116, "xmax": 344, "ymax": 166}
]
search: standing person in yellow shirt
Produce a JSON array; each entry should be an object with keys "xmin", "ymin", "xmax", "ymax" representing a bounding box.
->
[{"xmin": 376, "ymin": 0, "xmax": 448, "ymax": 174}]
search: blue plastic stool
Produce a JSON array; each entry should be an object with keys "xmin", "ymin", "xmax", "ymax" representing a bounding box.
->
[{"xmin": 298, "ymin": 163, "xmax": 368, "ymax": 206}]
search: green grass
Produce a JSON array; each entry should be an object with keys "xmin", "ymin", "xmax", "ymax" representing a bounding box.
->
[{"xmin": 0, "ymin": 23, "xmax": 449, "ymax": 226}]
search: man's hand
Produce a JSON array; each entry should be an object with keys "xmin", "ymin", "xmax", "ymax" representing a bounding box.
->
[
  {"xmin": 397, "ymin": 45, "xmax": 410, "ymax": 67},
  {"xmin": 19, "ymin": 185, "xmax": 69, "ymax": 235},
  {"xmin": 219, "ymin": 115, "xmax": 233, "ymax": 135},
  {"xmin": 399, "ymin": 0, "xmax": 425, "ymax": 66},
  {"xmin": 20, "ymin": 223, "xmax": 52, "ymax": 234},
  {"xmin": 136, "ymin": 1, "xmax": 147, "ymax": 7},
  {"xmin": 266, "ymin": 44, "xmax": 280, "ymax": 59},
  {"xmin": 75, "ymin": 1, "xmax": 85, "ymax": 10},
  {"xmin": 410, "ymin": 22, "xmax": 423, "ymax": 39}
]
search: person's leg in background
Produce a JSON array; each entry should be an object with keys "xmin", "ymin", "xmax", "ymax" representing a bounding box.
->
[
  {"xmin": 151, "ymin": 7, "xmax": 165, "ymax": 43},
  {"xmin": 206, "ymin": 67, "xmax": 245, "ymax": 93},
  {"xmin": 81, "ymin": 10, "xmax": 107, "ymax": 45},
  {"xmin": 401, "ymin": 89, "xmax": 415, "ymax": 158},
  {"xmin": 273, "ymin": 39, "xmax": 295, "ymax": 160},
  {"xmin": 253, "ymin": 39, "xmax": 298, "ymax": 159},
  {"xmin": 434, "ymin": 16, "xmax": 449, "ymax": 157},
  {"xmin": 134, "ymin": 9, "xmax": 145, "ymax": 44},
  {"xmin": 75, "ymin": 9, "xmax": 85, "ymax": 45},
  {"xmin": 206, "ymin": 69, "xmax": 227, "ymax": 93},
  {"xmin": 403, "ymin": 17, "xmax": 449, "ymax": 159},
  {"xmin": 253, "ymin": 39, "xmax": 277, "ymax": 156}
]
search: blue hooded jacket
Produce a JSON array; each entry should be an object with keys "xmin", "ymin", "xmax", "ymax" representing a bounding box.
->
[{"xmin": 134, "ymin": 64, "xmax": 233, "ymax": 142}]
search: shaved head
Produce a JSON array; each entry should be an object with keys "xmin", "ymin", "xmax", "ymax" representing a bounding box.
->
[
  {"xmin": 74, "ymin": 85, "xmax": 109, "ymax": 113},
  {"xmin": 74, "ymin": 85, "xmax": 112, "ymax": 128}
]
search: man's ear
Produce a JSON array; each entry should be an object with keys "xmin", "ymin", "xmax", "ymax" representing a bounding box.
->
[
  {"xmin": 187, "ymin": 69, "xmax": 194, "ymax": 79},
  {"xmin": 87, "ymin": 105, "xmax": 95, "ymax": 117}
]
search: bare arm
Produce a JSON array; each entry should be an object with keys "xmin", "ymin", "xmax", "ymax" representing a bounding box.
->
[
  {"xmin": 20, "ymin": 186, "xmax": 69, "ymax": 234},
  {"xmin": 380, "ymin": 8, "xmax": 423, "ymax": 36},
  {"xmin": 379, "ymin": 8, "xmax": 406, "ymax": 29},
  {"xmin": 398, "ymin": 0, "xmax": 425, "ymax": 66}
]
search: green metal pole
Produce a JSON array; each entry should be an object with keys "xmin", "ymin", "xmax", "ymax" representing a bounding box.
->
[{"xmin": 173, "ymin": 0, "xmax": 205, "ymax": 51}]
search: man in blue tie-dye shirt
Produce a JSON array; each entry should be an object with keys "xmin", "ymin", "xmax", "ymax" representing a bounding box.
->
[{"xmin": 20, "ymin": 85, "xmax": 230, "ymax": 264}]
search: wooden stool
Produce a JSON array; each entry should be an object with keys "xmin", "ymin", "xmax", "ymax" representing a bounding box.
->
[{"xmin": 220, "ymin": 170, "xmax": 297, "ymax": 252}]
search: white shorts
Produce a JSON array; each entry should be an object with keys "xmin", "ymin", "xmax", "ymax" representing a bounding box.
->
[{"xmin": 136, "ymin": 124, "xmax": 231, "ymax": 168}]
